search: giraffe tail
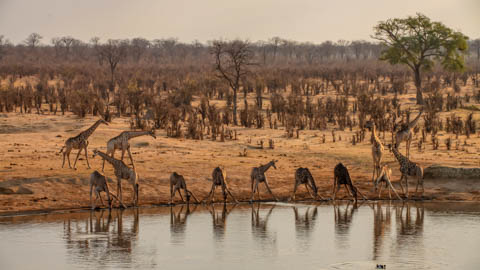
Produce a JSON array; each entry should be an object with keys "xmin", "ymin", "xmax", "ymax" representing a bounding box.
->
[{"xmin": 59, "ymin": 146, "xmax": 65, "ymax": 154}]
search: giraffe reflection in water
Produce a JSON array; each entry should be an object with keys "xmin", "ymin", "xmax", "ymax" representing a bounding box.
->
[
  {"xmin": 209, "ymin": 203, "xmax": 236, "ymax": 240},
  {"xmin": 251, "ymin": 203, "xmax": 277, "ymax": 255},
  {"xmin": 170, "ymin": 204, "xmax": 197, "ymax": 243},
  {"xmin": 372, "ymin": 201, "xmax": 393, "ymax": 260},
  {"xmin": 63, "ymin": 208, "xmax": 139, "ymax": 264}
]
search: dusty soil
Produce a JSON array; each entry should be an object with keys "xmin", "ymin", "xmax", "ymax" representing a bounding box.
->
[{"xmin": 1, "ymin": 103, "xmax": 480, "ymax": 215}]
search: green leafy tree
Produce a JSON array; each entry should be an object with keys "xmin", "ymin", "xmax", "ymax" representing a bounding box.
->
[{"xmin": 373, "ymin": 13, "xmax": 468, "ymax": 104}]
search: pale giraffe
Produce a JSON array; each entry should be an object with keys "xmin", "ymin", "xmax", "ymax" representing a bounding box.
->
[
  {"xmin": 289, "ymin": 167, "xmax": 324, "ymax": 201},
  {"xmin": 169, "ymin": 172, "xmax": 200, "ymax": 204},
  {"xmin": 332, "ymin": 163, "xmax": 367, "ymax": 202},
  {"xmin": 89, "ymin": 170, "xmax": 122, "ymax": 209},
  {"xmin": 387, "ymin": 144, "xmax": 424, "ymax": 199},
  {"xmin": 203, "ymin": 166, "xmax": 238, "ymax": 203},
  {"xmin": 93, "ymin": 150, "xmax": 139, "ymax": 207},
  {"xmin": 250, "ymin": 160, "xmax": 279, "ymax": 202},
  {"xmin": 60, "ymin": 119, "xmax": 108, "ymax": 169},
  {"xmin": 373, "ymin": 164, "xmax": 402, "ymax": 200},
  {"xmin": 371, "ymin": 124, "xmax": 385, "ymax": 182},
  {"xmin": 395, "ymin": 108, "xmax": 423, "ymax": 158},
  {"xmin": 102, "ymin": 129, "xmax": 156, "ymax": 171}
]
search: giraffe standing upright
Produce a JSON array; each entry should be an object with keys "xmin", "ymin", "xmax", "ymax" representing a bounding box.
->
[
  {"xmin": 250, "ymin": 160, "xmax": 279, "ymax": 202},
  {"xmin": 93, "ymin": 149, "xmax": 139, "ymax": 207},
  {"xmin": 388, "ymin": 144, "xmax": 424, "ymax": 199},
  {"xmin": 60, "ymin": 119, "xmax": 108, "ymax": 169},
  {"xmin": 102, "ymin": 129, "xmax": 156, "ymax": 171},
  {"xmin": 395, "ymin": 108, "xmax": 423, "ymax": 158},
  {"xmin": 371, "ymin": 124, "xmax": 385, "ymax": 182}
]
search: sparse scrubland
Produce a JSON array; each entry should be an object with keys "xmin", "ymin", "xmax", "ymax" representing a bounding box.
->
[{"xmin": 0, "ymin": 28, "xmax": 480, "ymax": 214}]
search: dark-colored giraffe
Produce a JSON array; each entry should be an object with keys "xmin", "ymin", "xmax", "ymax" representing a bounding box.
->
[
  {"xmin": 60, "ymin": 119, "xmax": 108, "ymax": 169},
  {"xmin": 93, "ymin": 150, "xmax": 138, "ymax": 207},
  {"xmin": 250, "ymin": 160, "xmax": 279, "ymax": 202},
  {"xmin": 102, "ymin": 129, "xmax": 156, "ymax": 171},
  {"xmin": 388, "ymin": 144, "xmax": 424, "ymax": 199},
  {"xmin": 289, "ymin": 167, "xmax": 324, "ymax": 201},
  {"xmin": 332, "ymin": 163, "xmax": 367, "ymax": 202}
]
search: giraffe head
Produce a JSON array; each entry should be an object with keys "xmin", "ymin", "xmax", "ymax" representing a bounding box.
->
[
  {"xmin": 99, "ymin": 118, "xmax": 109, "ymax": 126},
  {"xmin": 92, "ymin": 149, "xmax": 99, "ymax": 158},
  {"xmin": 270, "ymin": 160, "xmax": 278, "ymax": 169}
]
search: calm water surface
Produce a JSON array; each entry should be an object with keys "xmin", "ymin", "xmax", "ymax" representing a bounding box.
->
[{"xmin": 0, "ymin": 202, "xmax": 479, "ymax": 270}]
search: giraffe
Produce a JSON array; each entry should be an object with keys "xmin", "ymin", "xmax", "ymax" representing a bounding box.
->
[
  {"xmin": 169, "ymin": 172, "xmax": 200, "ymax": 204},
  {"xmin": 60, "ymin": 119, "xmax": 108, "ymax": 169},
  {"xmin": 89, "ymin": 170, "xmax": 122, "ymax": 209},
  {"xmin": 373, "ymin": 165, "xmax": 402, "ymax": 200},
  {"xmin": 102, "ymin": 129, "xmax": 156, "ymax": 171},
  {"xmin": 395, "ymin": 108, "xmax": 423, "ymax": 158},
  {"xmin": 387, "ymin": 144, "xmax": 424, "ymax": 199},
  {"xmin": 371, "ymin": 124, "xmax": 385, "ymax": 183},
  {"xmin": 203, "ymin": 166, "xmax": 238, "ymax": 203},
  {"xmin": 289, "ymin": 167, "xmax": 324, "ymax": 201},
  {"xmin": 93, "ymin": 150, "xmax": 138, "ymax": 207},
  {"xmin": 250, "ymin": 160, "xmax": 279, "ymax": 202},
  {"xmin": 332, "ymin": 163, "xmax": 367, "ymax": 202}
]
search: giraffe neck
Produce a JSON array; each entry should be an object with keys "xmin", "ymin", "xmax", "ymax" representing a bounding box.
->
[
  {"xmin": 372, "ymin": 126, "xmax": 382, "ymax": 146},
  {"xmin": 259, "ymin": 162, "xmax": 274, "ymax": 173},
  {"xmin": 407, "ymin": 110, "xmax": 423, "ymax": 129},
  {"xmin": 95, "ymin": 151, "xmax": 117, "ymax": 166},
  {"xmin": 391, "ymin": 146, "xmax": 408, "ymax": 165},
  {"xmin": 125, "ymin": 131, "xmax": 151, "ymax": 140},
  {"xmin": 80, "ymin": 120, "xmax": 103, "ymax": 140}
]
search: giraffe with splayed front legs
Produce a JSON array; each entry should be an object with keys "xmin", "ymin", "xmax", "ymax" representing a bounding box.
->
[
  {"xmin": 395, "ymin": 108, "xmax": 423, "ymax": 159},
  {"xmin": 169, "ymin": 172, "xmax": 199, "ymax": 204},
  {"xmin": 371, "ymin": 124, "xmax": 384, "ymax": 183},
  {"xmin": 289, "ymin": 167, "xmax": 324, "ymax": 201},
  {"xmin": 332, "ymin": 163, "xmax": 367, "ymax": 202},
  {"xmin": 60, "ymin": 119, "xmax": 108, "ymax": 169},
  {"xmin": 373, "ymin": 165, "xmax": 402, "ymax": 200},
  {"xmin": 387, "ymin": 144, "xmax": 424, "ymax": 199},
  {"xmin": 102, "ymin": 129, "xmax": 156, "ymax": 171},
  {"xmin": 93, "ymin": 150, "xmax": 138, "ymax": 208},
  {"xmin": 250, "ymin": 160, "xmax": 279, "ymax": 202},
  {"xmin": 203, "ymin": 166, "xmax": 238, "ymax": 203}
]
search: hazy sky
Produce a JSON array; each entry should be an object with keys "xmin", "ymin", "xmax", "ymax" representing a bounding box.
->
[{"xmin": 0, "ymin": 0, "xmax": 478, "ymax": 44}]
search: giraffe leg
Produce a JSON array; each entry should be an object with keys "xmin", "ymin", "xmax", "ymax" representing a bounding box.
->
[
  {"xmin": 289, "ymin": 182, "xmax": 299, "ymax": 201},
  {"xmin": 177, "ymin": 188, "xmax": 185, "ymax": 203},
  {"xmin": 127, "ymin": 146, "xmax": 135, "ymax": 169},
  {"xmin": 305, "ymin": 183, "xmax": 315, "ymax": 200},
  {"xmin": 250, "ymin": 181, "xmax": 258, "ymax": 202},
  {"xmin": 90, "ymin": 183, "xmax": 95, "ymax": 209},
  {"xmin": 105, "ymin": 181, "xmax": 112, "ymax": 209},
  {"xmin": 344, "ymin": 184, "xmax": 353, "ymax": 197},
  {"xmin": 264, "ymin": 180, "xmax": 278, "ymax": 201},
  {"xmin": 221, "ymin": 185, "xmax": 227, "ymax": 203},
  {"xmin": 117, "ymin": 177, "xmax": 126, "ymax": 208},
  {"xmin": 223, "ymin": 183, "xmax": 238, "ymax": 203},
  {"xmin": 170, "ymin": 182, "xmax": 174, "ymax": 204},
  {"xmin": 120, "ymin": 149, "xmax": 125, "ymax": 162},
  {"xmin": 210, "ymin": 185, "xmax": 217, "ymax": 203},
  {"xmin": 405, "ymin": 175, "xmax": 409, "ymax": 199},
  {"xmin": 73, "ymin": 148, "xmax": 82, "ymax": 170},
  {"xmin": 333, "ymin": 184, "xmax": 341, "ymax": 201},
  {"xmin": 62, "ymin": 151, "xmax": 67, "ymax": 168},
  {"xmin": 84, "ymin": 145, "xmax": 91, "ymax": 169},
  {"xmin": 398, "ymin": 175, "xmax": 405, "ymax": 195},
  {"xmin": 377, "ymin": 182, "xmax": 383, "ymax": 199},
  {"xmin": 97, "ymin": 190, "xmax": 105, "ymax": 206}
]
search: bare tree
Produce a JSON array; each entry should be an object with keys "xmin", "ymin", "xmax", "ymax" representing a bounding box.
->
[
  {"xmin": 211, "ymin": 39, "xmax": 254, "ymax": 125},
  {"xmin": 24, "ymin": 33, "xmax": 42, "ymax": 48},
  {"xmin": 97, "ymin": 39, "xmax": 128, "ymax": 89}
]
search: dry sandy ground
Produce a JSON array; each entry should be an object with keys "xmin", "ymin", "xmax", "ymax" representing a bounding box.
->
[{"xmin": 1, "ymin": 103, "xmax": 480, "ymax": 215}]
